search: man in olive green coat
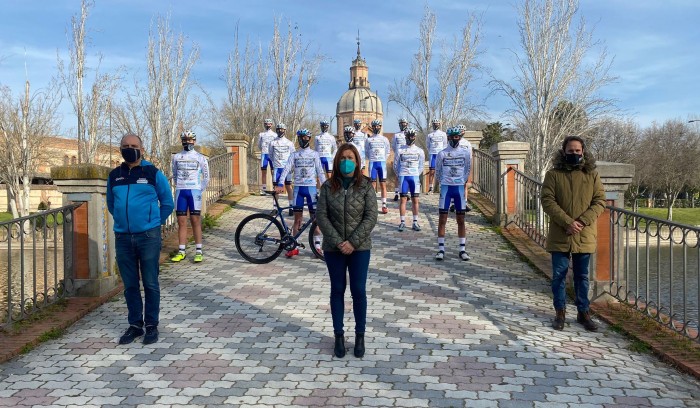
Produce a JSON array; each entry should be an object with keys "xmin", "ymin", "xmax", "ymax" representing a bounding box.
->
[{"xmin": 541, "ymin": 136, "xmax": 606, "ymax": 331}]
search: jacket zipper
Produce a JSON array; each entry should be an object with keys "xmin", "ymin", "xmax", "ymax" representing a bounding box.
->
[
  {"xmin": 343, "ymin": 187, "xmax": 348, "ymax": 240},
  {"xmin": 126, "ymin": 167, "xmax": 132, "ymax": 234}
]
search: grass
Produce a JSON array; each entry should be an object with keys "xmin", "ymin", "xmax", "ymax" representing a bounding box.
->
[
  {"xmin": 629, "ymin": 207, "xmax": 700, "ymax": 226},
  {"xmin": 4, "ymin": 299, "xmax": 68, "ymax": 334}
]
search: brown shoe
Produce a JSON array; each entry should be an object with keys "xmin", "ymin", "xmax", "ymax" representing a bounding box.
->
[
  {"xmin": 552, "ymin": 309, "xmax": 565, "ymax": 330},
  {"xmin": 577, "ymin": 311, "xmax": 598, "ymax": 332}
]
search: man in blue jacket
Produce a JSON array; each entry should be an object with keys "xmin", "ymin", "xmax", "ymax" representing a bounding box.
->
[{"xmin": 107, "ymin": 133, "xmax": 174, "ymax": 345}]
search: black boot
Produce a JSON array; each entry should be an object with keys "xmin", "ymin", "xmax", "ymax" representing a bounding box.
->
[
  {"xmin": 354, "ymin": 333, "xmax": 365, "ymax": 358},
  {"xmin": 334, "ymin": 333, "xmax": 346, "ymax": 358},
  {"xmin": 577, "ymin": 311, "xmax": 598, "ymax": 332},
  {"xmin": 552, "ymin": 309, "xmax": 565, "ymax": 331}
]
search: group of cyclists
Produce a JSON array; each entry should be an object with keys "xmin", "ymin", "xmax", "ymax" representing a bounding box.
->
[{"xmin": 257, "ymin": 117, "xmax": 475, "ymax": 262}]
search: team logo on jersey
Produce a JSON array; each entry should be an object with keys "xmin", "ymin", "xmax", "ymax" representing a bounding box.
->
[
  {"xmin": 300, "ymin": 168, "xmax": 309, "ymax": 178},
  {"xmin": 450, "ymin": 167, "xmax": 460, "ymax": 177}
]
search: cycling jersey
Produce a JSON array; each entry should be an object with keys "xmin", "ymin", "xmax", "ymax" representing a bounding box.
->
[
  {"xmin": 257, "ymin": 129, "xmax": 277, "ymax": 155},
  {"xmin": 459, "ymin": 138, "xmax": 473, "ymax": 154},
  {"xmin": 349, "ymin": 139, "xmax": 365, "ymax": 168},
  {"xmin": 171, "ymin": 149, "xmax": 210, "ymax": 191},
  {"xmin": 393, "ymin": 145, "xmax": 425, "ymax": 177},
  {"xmin": 314, "ymin": 132, "xmax": 338, "ymax": 159},
  {"xmin": 268, "ymin": 136, "xmax": 296, "ymax": 169},
  {"xmin": 353, "ymin": 130, "xmax": 367, "ymax": 157},
  {"xmin": 427, "ymin": 130, "xmax": 448, "ymax": 155},
  {"xmin": 392, "ymin": 131, "xmax": 407, "ymax": 154},
  {"xmin": 435, "ymin": 145, "xmax": 471, "ymax": 186},
  {"xmin": 277, "ymin": 147, "xmax": 327, "ymax": 187},
  {"xmin": 365, "ymin": 134, "xmax": 391, "ymax": 162}
]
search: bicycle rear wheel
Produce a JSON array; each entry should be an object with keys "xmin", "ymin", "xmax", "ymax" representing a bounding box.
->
[
  {"xmin": 235, "ymin": 213, "xmax": 284, "ymax": 264},
  {"xmin": 308, "ymin": 220, "xmax": 325, "ymax": 261}
]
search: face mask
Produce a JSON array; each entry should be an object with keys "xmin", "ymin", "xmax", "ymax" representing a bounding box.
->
[
  {"xmin": 406, "ymin": 136, "xmax": 415, "ymax": 146},
  {"xmin": 448, "ymin": 139, "xmax": 460, "ymax": 148},
  {"xmin": 340, "ymin": 159, "xmax": 356, "ymax": 175},
  {"xmin": 565, "ymin": 153, "xmax": 584, "ymax": 166},
  {"xmin": 277, "ymin": 132, "xmax": 285, "ymax": 138},
  {"xmin": 121, "ymin": 147, "xmax": 141, "ymax": 163},
  {"xmin": 298, "ymin": 138, "xmax": 310, "ymax": 148},
  {"xmin": 183, "ymin": 143, "xmax": 194, "ymax": 151},
  {"xmin": 344, "ymin": 133, "xmax": 354, "ymax": 143}
]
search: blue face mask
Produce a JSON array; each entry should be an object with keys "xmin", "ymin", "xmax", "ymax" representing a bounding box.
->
[{"xmin": 340, "ymin": 159, "xmax": 356, "ymax": 175}]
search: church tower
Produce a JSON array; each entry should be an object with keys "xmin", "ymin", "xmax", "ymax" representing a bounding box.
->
[{"xmin": 336, "ymin": 33, "xmax": 383, "ymax": 135}]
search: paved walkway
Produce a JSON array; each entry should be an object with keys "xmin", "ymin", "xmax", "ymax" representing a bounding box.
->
[{"xmin": 1, "ymin": 194, "xmax": 699, "ymax": 407}]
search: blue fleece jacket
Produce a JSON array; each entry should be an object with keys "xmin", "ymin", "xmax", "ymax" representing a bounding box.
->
[{"xmin": 107, "ymin": 159, "xmax": 174, "ymax": 234}]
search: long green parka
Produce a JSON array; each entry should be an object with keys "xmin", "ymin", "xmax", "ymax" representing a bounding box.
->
[
  {"xmin": 541, "ymin": 151, "xmax": 606, "ymax": 253},
  {"xmin": 315, "ymin": 175, "xmax": 378, "ymax": 253}
]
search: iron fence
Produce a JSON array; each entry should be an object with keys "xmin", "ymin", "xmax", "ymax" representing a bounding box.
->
[
  {"xmin": 1, "ymin": 203, "xmax": 82, "ymax": 327},
  {"xmin": 508, "ymin": 168, "xmax": 549, "ymax": 248},
  {"xmin": 205, "ymin": 152, "xmax": 236, "ymax": 208},
  {"xmin": 471, "ymin": 149, "xmax": 498, "ymax": 206},
  {"xmin": 608, "ymin": 208, "xmax": 700, "ymax": 342}
]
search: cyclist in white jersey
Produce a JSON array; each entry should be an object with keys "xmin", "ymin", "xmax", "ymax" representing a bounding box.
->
[
  {"xmin": 364, "ymin": 119, "xmax": 391, "ymax": 214},
  {"xmin": 426, "ymin": 119, "xmax": 447, "ymax": 194},
  {"xmin": 257, "ymin": 118, "xmax": 277, "ymax": 194},
  {"xmin": 393, "ymin": 128, "xmax": 425, "ymax": 232},
  {"xmin": 352, "ymin": 119, "xmax": 368, "ymax": 176},
  {"xmin": 315, "ymin": 120, "xmax": 337, "ymax": 179},
  {"xmin": 269, "ymin": 123, "xmax": 296, "ymax": 216},
  {"xmin": 276, "ymin": 129, "xmax": 327, "ymax": 258},
  {"xmin": 456, "ymin": 124, "xmax": 473, "ymax": 212},
  {"xmin": 391, "ymin": 118, "xmax": 409, "ymax": 201},
  {"xmin": 343, "ymin": 126, "xmax": 365, "ymax": 169},
  {"xmin": 171, "ymin": 131, "xmax": 210, "ymax": 263},
  {"xmin": 435, "ymin": 127, "xmax": 472, "ymax": 262}
]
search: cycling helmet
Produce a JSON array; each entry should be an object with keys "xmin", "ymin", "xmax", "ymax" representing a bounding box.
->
[
  {"xmin": 353, "ymin": 119, "xmax": 362, "ymax": 124},
  {"xmin": 276, "ymin": 123, "xmax": 286, "ymax": 130},
  {"xmin": 343, "ymin": 126, "xmax": 355, "ymax": 142},
  {"xmin": 398, "ymin": 118, "xmax": 407, "ymax": 123},
  {"xmin": 180, "ymin": 130, "xmax": 196, "ymax": 141},
  {"xmin": 404, "ymin": 127, "xmax": 417, "ymax": 145},
  {"xmin": 446, "ymin": 127, "xmax": 460, "ymax": 136},
  {"xmin": 319, "ymin": 120, "xmax": 330, "ymax": 126},
  {"xmin": 431, "ymin": 119, "xmax": 441, "ymax": 124},
  {"xmin": 456, "ymin": 124, "xmax": 467, "ymax": 132},
  {"xmin": 263, "ymin": 118, "xmax": 273, "ymax": 124},
  {"xmin": 297, "ymin": 128, "xmax": 311, "ymax": 148},
  {"xmin": 371, "ymin": 119, "xmax": 382, "ymax": 126}
]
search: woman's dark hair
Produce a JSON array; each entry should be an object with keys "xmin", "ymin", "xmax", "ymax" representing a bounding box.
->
[
  {"xmin": 561, "ymin": 135, "xmax": 587, "ymax": 151},
  {"xmin": 329, "ymin": 143, "xmax": 362, "ymax": 193}
]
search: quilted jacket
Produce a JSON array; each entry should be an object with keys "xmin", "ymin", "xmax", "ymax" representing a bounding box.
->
[
  {"xmin": 316, "ymin": 176, "xmax": 378, "ymax": 252},
  {"xmin": 541, "ymin": 150, "xmax": 606, "ymax": 253}
]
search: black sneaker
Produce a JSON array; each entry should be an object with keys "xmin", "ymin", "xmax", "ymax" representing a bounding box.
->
[
  {"xmin": 288, "ymin": 208, "xmax": 294, "ymax": 217},
  {"xmin": 449, "ymin": 204, "xmax": 455, "ymax": 213},
  {"xmin": 118, "ymin": 326, "xmax": 144, "ymax": 344},
  {"xmin": 393, "ymin": 194, "xmax": 399, "ymax": 202},
  {"xmin": 465, "ymin": 202, "xmax": 472, "ymax": 212},
  {"xmin": 143, "ymin": 326, "xmax": 159, "ymax": 345}
]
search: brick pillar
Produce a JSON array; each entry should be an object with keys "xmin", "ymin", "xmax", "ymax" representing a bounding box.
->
[
  {"xmin": 223, "ymin": 134, "xmax": 249, "ymax": 194},
  {"xmin": 489, "ymin": 141, "xmax": 530, "ymax": 225},
  {"xmin": 591, "ymin": 161, "xmax": 635, "ymax": 302},
  {"xmin": 51, "ymin": 164, "xmax": 118, "ymax": 297}
]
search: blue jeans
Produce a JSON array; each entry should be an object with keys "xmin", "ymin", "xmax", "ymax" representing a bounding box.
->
[
  {"xmin": 551, "ymin": 252, "xmax": 591, "ymax": 312},
  {"xmin": 115, "ymin": 226, "xmax": 162, "ymax": 327},
  {"xmin": 325, "ymin": 250, "xmax": 371, "ymax": 334}
]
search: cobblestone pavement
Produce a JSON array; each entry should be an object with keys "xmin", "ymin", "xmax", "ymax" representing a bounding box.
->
[{"xmin": 1, "ymin": 194, "xmax": 699, "ymax": 408}]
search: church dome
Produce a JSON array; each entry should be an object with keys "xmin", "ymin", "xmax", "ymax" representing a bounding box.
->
[{"xmin": 337, "ymin": 88, "xmax": 383, "ymax": 115}]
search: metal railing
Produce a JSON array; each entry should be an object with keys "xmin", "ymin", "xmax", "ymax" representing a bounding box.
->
[
  {"xmin": 509, "ymin": 168, "xmax": 549, "ymax": 248},
  {"xmin": 1, "ymin": 203, "xmax": 82, "ymax": 327},
  {"xmin": 471, "ymin": 149, "xmax": 498, "ymax": 206},
  {"xmin": 205, "ymin": 152, "xmax": 236, "ymax": 208},
  {"xmin": 608, "ymin": 208, "xmax": 699, "ymax": 342}
]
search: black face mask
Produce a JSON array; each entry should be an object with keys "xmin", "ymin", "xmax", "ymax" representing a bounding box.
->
[
  {"xmin": 565, "ymin": 153, "xmax": 584, "ymax": 166},
  {"xmin": 344, "ymin": 133, "xmax": 354, "ymax": 143},
  {"xmin": 406, "ymin": 136, "xmax": 416, "ymax": 146},
  {"xmin": 298, "ymin": 138, "xmax": 310, "ymax": 148},
  {"xmin": 448, "ymin": 139, "xmax": 460, "ymax": 148},
  {"xmin": 121, "ymin": 148, "xmax": 141, "ymax": 163},
  {"xmin": 183, "ymin": 143, "xmax": 194, "ymax": 151}
]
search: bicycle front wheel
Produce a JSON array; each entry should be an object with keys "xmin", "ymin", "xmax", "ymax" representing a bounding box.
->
[
  {"xmin": 235, "ymin": 213, "xmax": 284, "ymax": 264},
  {"xmin": 308, "ymin": 220, "xmax": 325, "ymax": 262}
]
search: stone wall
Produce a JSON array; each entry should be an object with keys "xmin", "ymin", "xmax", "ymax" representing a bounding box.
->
[{"xmin": 0, "ymin": 184, "xmax": 63, "ymax": 213}]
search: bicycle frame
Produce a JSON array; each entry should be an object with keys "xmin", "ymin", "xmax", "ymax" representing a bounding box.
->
[{"xmin": 268, "ymin": 191, "xmax": 318, "ymax": 247}]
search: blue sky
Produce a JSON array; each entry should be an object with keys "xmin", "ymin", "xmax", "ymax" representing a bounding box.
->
[{"xmin": 1, "ymin": 0, "xmax": 698, "ymax": 140}]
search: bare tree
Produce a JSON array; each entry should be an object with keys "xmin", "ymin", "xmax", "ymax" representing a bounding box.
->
[
  {"xmin": 638, "ymin": 120, "xmax": 700, "ymax": 220},
  {"xmin": 0, "ymin": 81, "xmax": 61, "ymax": 218},
  {"xmin": 388, "ymin": 6, "xmax": 482, "ymax": 146},
  {"xmin": 140, "ymin": 14, "xmax": 200, "ymax": 174},
  {"xmin": 492, "ymin": 0, "xmax": 617, "ymax": 181},
  {"xmin": 587, "ymin": 116, "xmax": 640, "ymax": 163}
]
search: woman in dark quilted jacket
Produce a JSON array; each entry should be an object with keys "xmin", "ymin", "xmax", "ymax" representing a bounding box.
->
[{"xmin": 316, "ymin": 143, "xmax": 378, "ymax": 359}]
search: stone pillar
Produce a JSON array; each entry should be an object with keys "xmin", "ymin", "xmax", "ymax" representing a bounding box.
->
[
  {"xmin": 590, "ymin": 161, "xmax": 635, "ymax": 302},
  {"xmin": 51, "ymin": 164, "xmax": 118, "ymax": 297},
  {"xmin": 489, "ymin": 141, "xmax": 530, "ymax": 225},
  {"xmin": 463, "ymin": 131, "xmax": 483, "ymax": 192},
  {"xmin": 223, "ymin": 133, "xmax": 248, "ymax": 194}
]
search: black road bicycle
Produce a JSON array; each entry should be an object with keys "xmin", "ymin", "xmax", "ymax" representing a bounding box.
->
[{"xmin": 234, "ymin": 191, "xmax": 324, "ymax": 264}]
